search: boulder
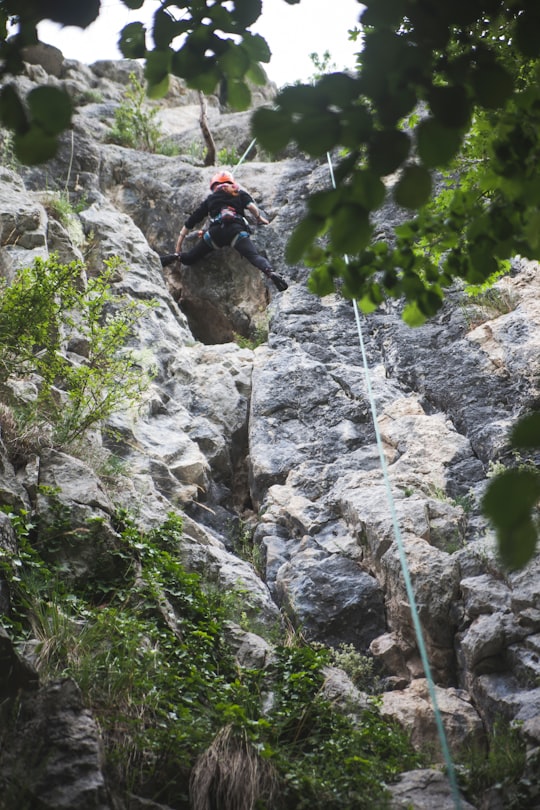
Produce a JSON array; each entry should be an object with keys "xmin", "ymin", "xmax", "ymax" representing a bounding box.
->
[
  {"xmin": 388, "ymin": 769, "xmax": 476, "ymax": 810},
  {"xmin": 380, "ymin": 678, "xmax": 485, "ymax": 761}
]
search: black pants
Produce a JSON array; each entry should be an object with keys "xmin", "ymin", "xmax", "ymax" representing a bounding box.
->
[{"xmin": 180, "ymin": 224, "xmax": 272, "ymax": 275}]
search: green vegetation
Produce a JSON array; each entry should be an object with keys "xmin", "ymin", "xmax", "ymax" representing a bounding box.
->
[
  {"xmin": 461, "ymin": 284, "xmax": 518, "ymax": 330},
  {"xmin": 456, "ymin": 720, "xmax": 528, "ymax": 808},
  {"xmin": 0, "ymin": 254, "xmax": 153, "ymax": 450},
  {"xmin": 41, "ymin": 190, "xmax": 89, "ymax": 225},
  {"xmin": 107, "ymin": 72, "xmax": 163, "ymax": 152},
  {"xmin": 217, "ymin": 144, "xmax": 239, "ymax": 165},
  {"xmin": 227, "ymin": 518, "xmax": 264, "ymax": 574},
  {"xmin": 483, "ymin": 416, "xmax": 540, "ymax": 569},
  {"xmin": 234, "ymin": 321, "xmax": 269, "ymax": 351},
  {"xmin": 1, "ymin": 508, "xmax": 424, "ymax": 809},
  {"xmin": 41, "ymin": 191, "xmax": 76, "ymax": 225},
  {"xmin": 326, "ymin": 643, "xmax": 382, "ymax": 694}
]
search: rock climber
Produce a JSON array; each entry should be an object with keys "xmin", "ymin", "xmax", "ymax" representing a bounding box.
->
[{"xmin": 160, "ymin": 171, "xmax": 288, "ymax": 291}]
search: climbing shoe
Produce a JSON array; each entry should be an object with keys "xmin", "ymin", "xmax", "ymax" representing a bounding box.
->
[
  {"xmin": 270, "ymin": 272, "xmax": 288, "ymax": 291},
  {"xmin": 160, "ymin": 253, "xmax": 180, "ymax": 267}
]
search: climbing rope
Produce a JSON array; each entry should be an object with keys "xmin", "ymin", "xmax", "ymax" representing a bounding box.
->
[
  {"xmin": 326, "ymin": 153, "xmax": 463, "ymax": 810},
  {"xmin": 233, "ymin": 137, "xmax": 257, "ymax": 170}
]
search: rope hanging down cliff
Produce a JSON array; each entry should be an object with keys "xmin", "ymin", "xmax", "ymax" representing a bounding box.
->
[{"xmin": 326, "ymin": 152, "xmax": 463, "ymax": 810}]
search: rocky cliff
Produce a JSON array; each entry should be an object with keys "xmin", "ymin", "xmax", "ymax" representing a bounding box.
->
[{"xmin": 0, "ymin": 49, "xmax": 539, "ymax": 810}]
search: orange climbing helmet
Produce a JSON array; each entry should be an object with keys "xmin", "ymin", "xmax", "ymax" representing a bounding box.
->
[{"xmin": 210, "ymin": 170, "xmax": 236, "ymax": 190}]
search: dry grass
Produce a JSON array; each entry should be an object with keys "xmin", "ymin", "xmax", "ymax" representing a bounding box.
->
[
  {"xmin": 0, "ymin": 403, "xmax": 50, "ymax": 468},
  {"xmin": 190, "ymin": 724, "xmax": 281, "ymax": 810}
]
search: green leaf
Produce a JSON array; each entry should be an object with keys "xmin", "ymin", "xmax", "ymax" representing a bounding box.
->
[
  {"xmin": 483, "ymin": 468, "xmax": 540, "ymax": 531},
  {"xmin": 361, "ymin": 0, "xmax": 408, "ymax": 28},
  {"xmin": 357, "ymin": 295, "xmax": 379, "ymax": 314},
  {"xmin": 308, "ymin": 189, "xmax": 339, "ymax": 218},
  {"xmin": 308, "ymin": 265, "xmax": 335, "ymax": 297},
  {"xmin": 330, "ymin": 206, "xmax": 372, "ymax": 254},
  {"xmin": 368, "ymin": 129, "xmax": 410, "ymax": 176},
  {"xmin": 147, "ymin": 75, "xmax": 169, "ymax": 99},
  {"xmin": 418, "ymin": 288, "xmax": 443, "ymax": 316},
  {"xmin": 394, "ymin": 164, "xmax": 432, "ymax": 209},
  {"xmin": 515, "ymin": 12, "xmax": 540, "ymax": 58},
  {"xmin": 349, "ymin": 170, "xmax": 386, "ymax": 210},
  {"xmin": 472, "ymin": 63, "xmax": 514, "ymax": 109},
  {"xmin": 416, "ymin": 118, "xmax": 463, "ymax": 167},
  {"xmin": 341, "ymin": 105, "xmax": 373, "ymax": 148},
  {"xmin": 428, "ymin": 85, "xmax": 471, "ymax": 129},
  {"xmin": 483, "ymin": 468, "xmax": 540, "ymax": 568},
  {"xmin": 378, "ymin": 87, "xmax": 418, "ymax": 128},
  {"xmin": 277, "ymin": 84, "xmax": 320, "ymax": 115},
  {"xmin": 286, "ymin": 215, "xmax": 326, "ymax": 263},
  {"xmin": 511, "ymin": 413, "xmax": 540, "ymax": 448},
  {"xmin": 119, "ymin": 22, "xmax": 146, "ymax": 59},
  {"xmin": 241, "ymin": 32, "xmax": 271, "ymax": 63},
  {"xmin": 218, "ymin": 43, "xmax": 251, "ymax": 79},
  {"xmin": 317, "ymin": 72, "xmax": 360, "ymax": 107},
  {"xmin": 226, "ymin": 79, "xmax": 252, "ymax": 111},
  {"xmin": 231, "ymin": 0, "xmax": 262, "ymax": 27},
  {"xmin": 14, "ymin": 127, "xmax": 58, "ymax": 165},
  {"xmin": 294, "ymin": 111, "xmax": 341, "ymax": 156},
  {"xmin": 153, "ymin": 10, "xmax": 179, "ymax": 49},
  {"xmin": 498, "ymin": 520, "xmax": 538, "ymax": 570},
  {"xmin": 186, "ymin": 67, "xmax": 221, "ymax": 94},
  {"xmin": 173, "ymin": 47, "xmax": 216, "ymax": 83},
  {"xmin": 0, "ymin": 84, "xmax": 28, "ymax": 132},
  {"xmin": 468, "ymin": 239, "xmax": 498, "ymax": 280},
  {"xmin": 46, "ymin": 0, "xmax": 100, "ymax": 27},
  {"xmin": 27, "ymin": 87, "xmax": 72, "ymax": 136},
  {"xmin": 251, "ymin": 107, "xmax": 291, "ymax": 153},
  {"xmin": 402, "ymin": 301, "xmax": 426, "ymax": 326},
  {"xmin": 246, "ymin": 62, "xmax": 267, "ymax": 86},
  {"xmin": 144, "ymin": 49, "xmax": 172, "ymax": 93}
]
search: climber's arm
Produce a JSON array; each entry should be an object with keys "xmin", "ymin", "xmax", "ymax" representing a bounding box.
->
[
  {"xmin": 247, "ymin": 201, "xmax": 269, "ymax": 225},
  {"xmin": 176, "ymin": 225, "xmax": 189, "ymax": 253}
]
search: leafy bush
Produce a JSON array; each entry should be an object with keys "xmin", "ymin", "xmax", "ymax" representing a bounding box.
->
[
  {"xmin": 0, "ymin": 254, "xmax": 153, "ymax": 448},
  {"xmin": 108, "ymin": 72, "xmax": 163, "ymax": 153},
  {"xmin": 461, "ymin": 284, "xmax": 518, "ymax": 330},
  {"xmin": 1, "ymin": 509, "xmax": 425, "ymax": 809},
  {"xmin": 327, "ymin": 642, "xmax": 382, "ymax": 694},
  {"xmin": 456, "ymin": 720, "xmax": 528, "ymax": 808},
  {"xmin": 234, "ymin": 324, "xmax": 268, "ymax": 351},
  {"xmin": 217, "ymin": 145, "xmax": 239, "ymax": 165}
]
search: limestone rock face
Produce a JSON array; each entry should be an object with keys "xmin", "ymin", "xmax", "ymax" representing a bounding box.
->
[
  {"xmin": 389, "ymin": 769, "xmax": 477, "ymax": 810},
  {"xmin": 0, "ymin": 46, "xmax": 539, "ymax": 809},
  {"xmin": 1, "ymin": 679, "xmax": 111, "ymax": 810},
  {"xmin": 380, "ymin": 678, "xmax": 485, "ymax": 760}
]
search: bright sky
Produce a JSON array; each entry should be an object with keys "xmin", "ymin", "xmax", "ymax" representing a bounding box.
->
[{"xmin": 36, "ymin": 0, "xmax": 363, "ymax": 87}]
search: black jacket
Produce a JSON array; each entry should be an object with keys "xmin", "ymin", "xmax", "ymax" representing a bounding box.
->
[{"xmin": 184, "ymin": 188, "xmax": 254, "ymax": 229}]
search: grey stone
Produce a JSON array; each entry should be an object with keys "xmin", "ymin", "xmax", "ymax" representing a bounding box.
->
[
  {"xmin": 0, "ymin": 679, "xmax": 110, "ymax": 809},
  {"xmin": 388, "ymin": 769, "xmax": 477, "ymax": 810}
]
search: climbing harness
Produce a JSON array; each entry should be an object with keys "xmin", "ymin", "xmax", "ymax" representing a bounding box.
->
[
  {"xmin": 230, "ymin": 230, "xmax": 250, "ymax": 247},
  {"xmin": 203, "ymin": 231, "xmax": 218, "ymax": 249},
  {"xmin": 212, "ymin": 205, "xmax": 242, "ymax": 224},
  {"xmin": 202, "ymin": 229, "xmax": 250, "ymax": 250},
  {"xmin": 326, "ymin": 153, "xmax": 463, "ymax": 810}
]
